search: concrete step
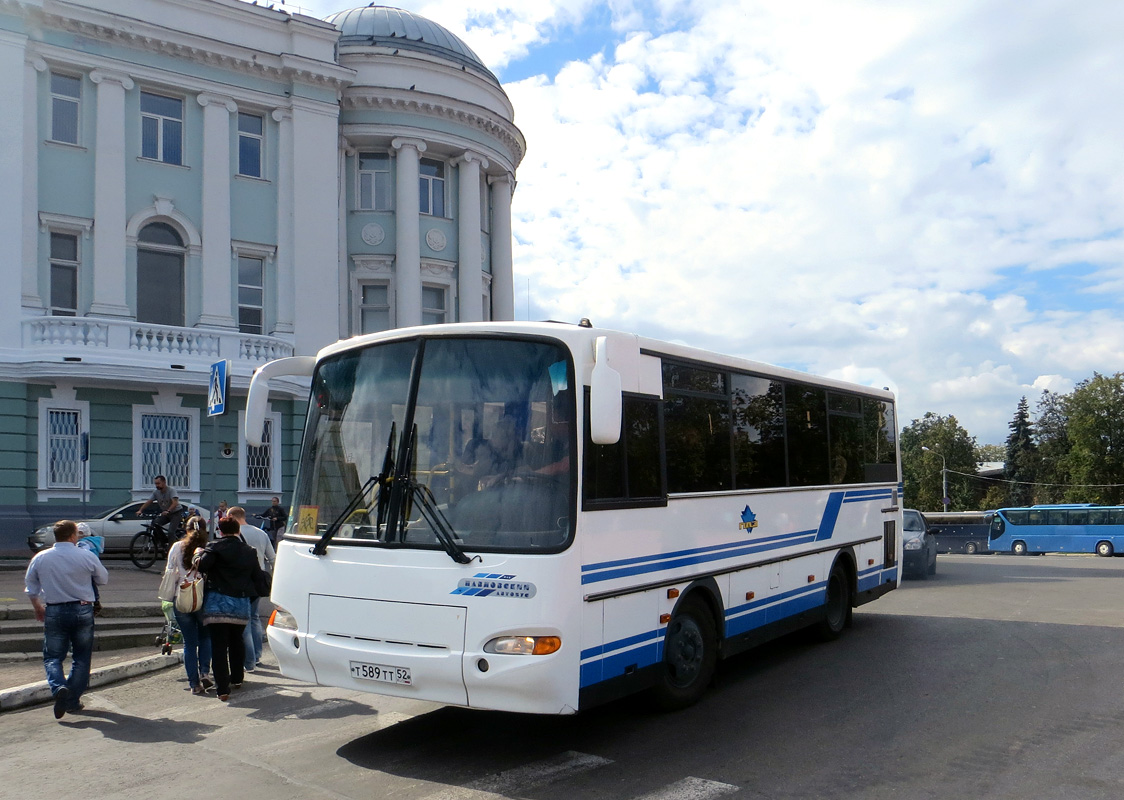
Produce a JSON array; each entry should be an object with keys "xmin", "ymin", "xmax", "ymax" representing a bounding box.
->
[
  {"xmin": 0, "ymin": 602, "xmax": 162, "ymax": 622},
  {"xmin": 0, "ymin": 615, "xmax": 167, "ymax": 637},
  {"xmin": 0, "ymin": 624, "xmax": 170, "ymax": 654}
]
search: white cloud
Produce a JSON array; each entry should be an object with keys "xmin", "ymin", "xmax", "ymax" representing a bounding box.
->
[{"xmin": 271, "ymin": 0, "xmax": 1124, "ymax": 443}]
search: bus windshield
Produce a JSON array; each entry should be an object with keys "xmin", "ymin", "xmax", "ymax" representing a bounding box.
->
[{"xmin": 292, "ymin": 336, "xmax": 576, "ymax": 554}]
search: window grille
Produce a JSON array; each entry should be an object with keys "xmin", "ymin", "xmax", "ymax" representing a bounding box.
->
[
  {"xmin": 141, "ymin": 414, "xmax": 190, "ymax": 487},
  {"xmin": 47, "ymin": 409, "xmax": 81, "ymax": 488},
  {"xmin": 246, "ymin": 418, "xmax": 273, "ymax": 490}
]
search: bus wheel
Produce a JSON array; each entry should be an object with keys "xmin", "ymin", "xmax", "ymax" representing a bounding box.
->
[
  {"xmin": 1096, "ymin": 541, "xmax": 1114, "ymax": 558},
  {"xmin": 1012, "ymin": 541, "xmax": 1028, "ymax": 556},
  {"xmin": 965, "ymin": 542, "xmax": 978, "ymax": 555},
  {"xmin": 651, "ymin": 596, "xmax": 717, "ymax": 711},
  {"xmin": 815, "ymin": 562, "xmax": 851, "ymax": 642}
]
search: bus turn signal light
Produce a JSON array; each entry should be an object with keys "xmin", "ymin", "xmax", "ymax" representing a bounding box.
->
[
  {"xmin": 667, "ymin": 588, "xmax": 680, "ymax": 599},
  {"xmin": 268, "ymin": 608, "xmax": 298, "ymax": 631},
  {"xmin": 484, "ymin": 636, "xmax": 562, "ymax": 656}
]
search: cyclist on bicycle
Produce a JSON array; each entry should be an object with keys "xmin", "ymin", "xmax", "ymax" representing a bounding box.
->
[{"xmin": 136, "ymin": 475, "xmax": 184, "ymax": 546}]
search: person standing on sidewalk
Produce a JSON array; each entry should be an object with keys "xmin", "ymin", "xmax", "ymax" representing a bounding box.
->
[
  {"xmin": 24, "ymin": 519, "xmax": 109, "ymax": 719},
  {"xmin": 165, "ymin": 515, "xmax": 213, "ymax": 695},
  {"xmin": 195, "ymin": 517, "xmax": 257, "ymax": 701},
  {"xmin": 227, "ymin": 507, "xmax": 274, "ymax": 673}
]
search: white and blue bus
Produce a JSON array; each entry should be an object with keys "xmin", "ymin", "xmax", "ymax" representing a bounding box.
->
[
  {"xmin": 248, "ymin": 321, "xmax": 903, "ymax": 714},
  {"xmin": 988, "ymin": 505, "xmax": 1124, "ymax": 557}
]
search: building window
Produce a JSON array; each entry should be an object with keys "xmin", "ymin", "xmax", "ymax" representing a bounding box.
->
[
  {"xmin": 422, "ymin": 285, "xmax": 447, "ymax": 325},
  {"xmin": 50, "ymin": 73, "xmax": 81, "ymax": 145},
  {"xmin": 140, "ymin": 413, "xmax": 191, "ymax": 488},
  {"xmin": 359, "ymin": 282, "xmax": 391, "ymax": 333},
  {"xmin": 238, "ymin": 112, "xmax": 263, "ymax": 178},
  {"xmin": 136, "ymin": 223, "xmax": 185, "ymax": 326},
  {"xmin": 140, "ymin": 91, "xmax": 183, "ymax": 165},
  {"xmin": 49, "ymin": 232, "xmax": 79, "ymax": 316},
  {"xmin": 239, "ymin": 410, "xmax": 282, "ymax": 494},
  {"xmin": 358, "ymin": 152, "xmax": 391, "ymax": 210},
  {"xmin": 46, "ymin": 409, "xmax": 82, "ymax": 489},
  {"xmin": 246, "ymin": 418, "xmax": 273, "ymax": 490},
  {"xmin": 419, "ymin": 158, "xmax": 445, "ymax": 216},
  {"xmin": 238, "ymin": 255, "xmax": 264, "ymax": 334}
]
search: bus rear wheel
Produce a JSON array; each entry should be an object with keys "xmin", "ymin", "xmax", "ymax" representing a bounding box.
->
[
  {"xmin": 1096, "ymin": 541, "xmax": 1114, "ymax": 558},
  {"xmin": 1012, "ymin": 541, "xmax": 1028, "ymax": 556},
  {"xmin": 965, "ymin": 541, "xmax": 978, "ymax": 555},
  {"xmin": 651, "ymin": 596, "xmax": 717, "ymax": 711}
]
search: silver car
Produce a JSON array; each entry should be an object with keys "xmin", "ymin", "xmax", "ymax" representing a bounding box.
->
[{"xmin": 28, "ymin": 501, "xmax": 204, "ymax": 555}]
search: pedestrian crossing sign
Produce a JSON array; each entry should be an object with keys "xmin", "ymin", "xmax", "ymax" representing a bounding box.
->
[{"xmin": 208, "ymin": 360, "xmax": 230, "ymax": 417}]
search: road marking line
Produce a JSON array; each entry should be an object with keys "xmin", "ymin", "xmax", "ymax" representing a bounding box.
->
[
  {"xmin": 632, "ymin": 776, "xmax": 740, "ymax": 800},
  {"xmin": 466, "ymin": 750, "xmax": 613, "ymax": 795}
]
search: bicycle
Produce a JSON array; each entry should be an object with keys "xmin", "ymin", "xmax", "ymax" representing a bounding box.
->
[{"xmin": 130, "ymin": 513, "xmax": 184, "ymax": 569}]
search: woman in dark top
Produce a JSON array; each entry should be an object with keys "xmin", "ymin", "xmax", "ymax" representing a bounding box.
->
[{"xmin": 195, "ymin": 517, "xmax": 259, "ymax": 701}]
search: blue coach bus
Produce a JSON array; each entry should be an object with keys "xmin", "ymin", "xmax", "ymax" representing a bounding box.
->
[{"xmin": 988, "ymin": 505, "xmax": 1124, "ymax": 557}]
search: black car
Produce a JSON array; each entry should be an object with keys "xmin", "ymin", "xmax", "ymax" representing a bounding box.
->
[{"xmin": 902, "ymin": 509, "xmax": 938, "ymax": 578}]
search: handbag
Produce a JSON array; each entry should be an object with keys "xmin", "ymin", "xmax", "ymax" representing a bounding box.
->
[
  {"xmin": 252, "ymin": 564, "xmax": 273, "ymax": 599},
  {"xmin": 157, "ymin": 567, "xmax": 178, "ymax": 603},
  {"xmin": 175, "ymin": 569, "xmax": 205, "ymax": 613}
]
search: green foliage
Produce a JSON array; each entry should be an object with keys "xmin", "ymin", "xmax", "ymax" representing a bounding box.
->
[
  {"xmin": 1004, "ymin": 396, "xmax": 1036, "ymax": 506},
  {"xmin": 900, "ymin": 412, "xmax": 978, "ymax": 511},
  {"xmin": 1059, "ymin": 373, "xmax": 1124, "ymax": 505}
]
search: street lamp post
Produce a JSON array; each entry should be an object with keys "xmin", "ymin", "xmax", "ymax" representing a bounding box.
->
[{"xmin": 922, "ymin": 446, "xmax": 949, "ymax": 512}]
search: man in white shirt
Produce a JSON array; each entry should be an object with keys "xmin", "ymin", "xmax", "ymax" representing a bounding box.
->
[
  {"xmin": 25, "ymin": 520, "xmax": 109, "ymax": 719},
  {"xmin": 227, "ymin": 507, "xmax": 274, "ymax": 672}
]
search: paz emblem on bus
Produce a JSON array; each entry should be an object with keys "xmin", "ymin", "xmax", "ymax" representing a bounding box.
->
[{"xmin": 739, "ymin": 505, "xmax": 759, "ymax": 532}]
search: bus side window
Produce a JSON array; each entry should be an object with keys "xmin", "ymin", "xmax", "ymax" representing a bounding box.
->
[{"xmin": 584, "ymin": 394, "xmax": 665, "ymax": 508}]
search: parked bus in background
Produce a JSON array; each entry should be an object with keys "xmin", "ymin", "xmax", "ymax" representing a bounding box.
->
[
  {"xmin": 925, "ymin": 511, "xmax": 993, "ymax": 554},
  {"xmin": 247, "ymin": 321, "xmax": 903, "ymax": 714},
  {"xmin": 988, "ymin": 505, "xmax": 1124, "ymax": 557}
]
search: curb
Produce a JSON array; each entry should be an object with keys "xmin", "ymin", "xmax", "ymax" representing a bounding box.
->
[{"xmin": 0, "ymin": 651, "xmax": 183, "ymax": 712}]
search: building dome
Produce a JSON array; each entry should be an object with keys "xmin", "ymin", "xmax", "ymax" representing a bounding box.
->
[{"xmin": 326, "ymin": 6, "xmax": 498, "ymax": 85}]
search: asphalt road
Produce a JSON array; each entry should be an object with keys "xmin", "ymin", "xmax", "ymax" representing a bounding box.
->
[{"xmin": 3, "ymin": 554, "xmax": 1124, "ymax": 800}]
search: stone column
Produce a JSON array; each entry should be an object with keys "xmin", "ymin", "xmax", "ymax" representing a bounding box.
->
[
  {"xmin": 0, "ymin": 32, "xmax": 29, "ymax": 345},
  {"xmin": 197, "ymin": 93, "xmax": 237, "ymax": 328},
  {"xmin": 271, "ymin": 108, "xmax": 294, "ymax": 335},
  {"xmin": 88, "ymin": 69, "xmax": 134, "ymax": 318},
  {"xmin": 454, "ymin": 152, "xmax": 488, "ymax": 323},
  {"xmin": 338, "ymin": 138, "xmax": 354, "ymax": 339},
  {"xmin": 391, "ymin": 137, "xmax": 425, "ymax": 328},
  {"xmin": 22, "ymin": 54, "xmax": 46, "ymax": 311},
  {"xmin": 488, "ymin": 174, "xmax": 515, "ymax": 321}
]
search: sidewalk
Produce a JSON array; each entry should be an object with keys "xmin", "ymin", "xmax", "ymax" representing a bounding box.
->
[{"xmin": 2, "ymin": 558, "xmax": 189, "ymax": 712}]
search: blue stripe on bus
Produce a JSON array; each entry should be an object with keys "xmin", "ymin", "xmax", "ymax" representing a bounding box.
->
[
  {"xmin": 725, "ymin": 583, "xmax": 826, "ymax": 638},
  {"xmin": 581, "ymin": 535, "xmax": 818, "ymax": 585},
  {"xmin": 581, "ymin": 491, "xmax": 849, "ymax": 585},
  {"xmin": 842, "ymin": 488, "xmax": 891, "ymax": 499}
]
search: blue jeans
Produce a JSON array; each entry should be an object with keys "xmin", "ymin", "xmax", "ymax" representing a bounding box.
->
[
  {"xmin": 43, "ymin": 603, "xmax": 95, "ymax": 707},
  {"xmin": 173, "ymin": 606, "xmax": 212, "ymax": 688},
  {"xmin": 242, "ymin": 596, "xmax": 263, "ymax": 669}
]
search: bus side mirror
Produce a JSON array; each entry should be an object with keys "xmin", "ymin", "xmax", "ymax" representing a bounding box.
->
[
  {"xmin": 589, "ymin": 337, "xmax": 622, "ymax": 445},
  {"xmin": 246, "ymin": 356, "xmax": 317, "ymax": 446}
]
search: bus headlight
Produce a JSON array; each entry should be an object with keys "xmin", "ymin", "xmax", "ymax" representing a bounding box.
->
[
  {"xmin": 484, "ymin": 636, "xmax": 561, "ymax": 656},
  {"xmin": 904, "ymin": 539, "xmax": 922, "ymax": 550},
  {"xmin": 268, "ymin": 607, "xmax": 298, "ymax": 631}
]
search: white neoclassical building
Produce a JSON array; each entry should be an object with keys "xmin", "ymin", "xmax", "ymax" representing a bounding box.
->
[{"xmin": 0, "ymin": 0, "xmax": 525, "ymax": 551}]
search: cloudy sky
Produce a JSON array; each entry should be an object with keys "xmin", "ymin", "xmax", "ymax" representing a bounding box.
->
[{"xmin": 272, "ymin": 0, "xmax": 1124, "ymax": 446}]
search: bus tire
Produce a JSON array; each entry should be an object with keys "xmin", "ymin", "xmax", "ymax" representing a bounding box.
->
[
  {"xmin": 1096, "ymin": 541, "xmax": 1114, "ymax": 558},
  {"xmin": 1012, "ymin": 541, "xmax": 1028, "ymax": 556},
  {"xmin": 965, "ymin": 541, "xmax": 978, "ymax": 555},
  {"xmin": 815, "ymin": 562, "xmax": 851, "ymax": 642},
  {"xmin": 651, "ymin": 596, "xmax": 717, "ymax": 711}
]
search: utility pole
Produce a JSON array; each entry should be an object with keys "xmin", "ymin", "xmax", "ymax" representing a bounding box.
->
[{"xmin": 922, "ymin": 446, "xmax": 949, "ymax": 512}]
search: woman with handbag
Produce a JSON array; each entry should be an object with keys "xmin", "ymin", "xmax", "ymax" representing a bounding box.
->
[
  {"xmin": 194, "ymin": 516, "xmax": 262, "ymax": 701},
  {"xmin": 163, "ymin": 515, "xmax": 212, "ymax": 695}
]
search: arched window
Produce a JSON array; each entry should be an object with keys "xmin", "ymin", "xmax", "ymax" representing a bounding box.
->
[{"xmin": 137, "ymin": 222, "xmax": 185, "ymax": 326}]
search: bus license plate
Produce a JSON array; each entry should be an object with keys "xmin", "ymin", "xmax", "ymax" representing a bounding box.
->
[{"xmin": 349, "ymin": 660, "xmax": 412, "ymax": 685}]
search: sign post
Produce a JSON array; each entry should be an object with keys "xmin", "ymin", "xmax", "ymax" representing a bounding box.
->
[{"xmin": 208, "ymin": 361, "xmax": 231, "ymax": 530}]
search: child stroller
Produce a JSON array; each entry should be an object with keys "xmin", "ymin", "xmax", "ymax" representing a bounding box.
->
[{"xmin": 156, "ymin": 600, "xmax": 183, "ymax": 655}]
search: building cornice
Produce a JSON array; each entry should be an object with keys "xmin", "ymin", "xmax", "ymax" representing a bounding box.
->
[
  {"xmin": 21, "ymin": 3, "xmax": 355, "ymax": 91},
  {"xmin": 342, "ymin": 88, "xmax": 526, "ymax": 168}
]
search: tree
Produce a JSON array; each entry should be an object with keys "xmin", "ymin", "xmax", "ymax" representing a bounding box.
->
[
  {"xmin": 1060, "ymin": 373, "xmax": 1124, "ymax": 505},
  {"xmin": 1034, "ymin": 390, "xmax": 1070, "ymax": 504},
  {"xmin": 1004, "ymin": 396, "xmax": 1036, "ymax": 506},
  {"xmin": 900, "ymin": 412, "xmax": 979, "ymax": 511},
  {"xmin": 975, "ymin": 443, "xmax": 1005, "ymax": 462}
]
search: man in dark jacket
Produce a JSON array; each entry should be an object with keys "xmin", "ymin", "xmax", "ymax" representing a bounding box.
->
[{"xmin": 196, "ymin": 517, "xmax": 259, "ymax": 701}]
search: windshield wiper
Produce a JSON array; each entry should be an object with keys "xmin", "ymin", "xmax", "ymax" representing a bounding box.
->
[
  {"xmin": 311, "ymin": 423, "xmax": 396, "ymax": 556},
  {"xmin": 396, "ymin": 424, "xmax": 472, "ymax": 564}
]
